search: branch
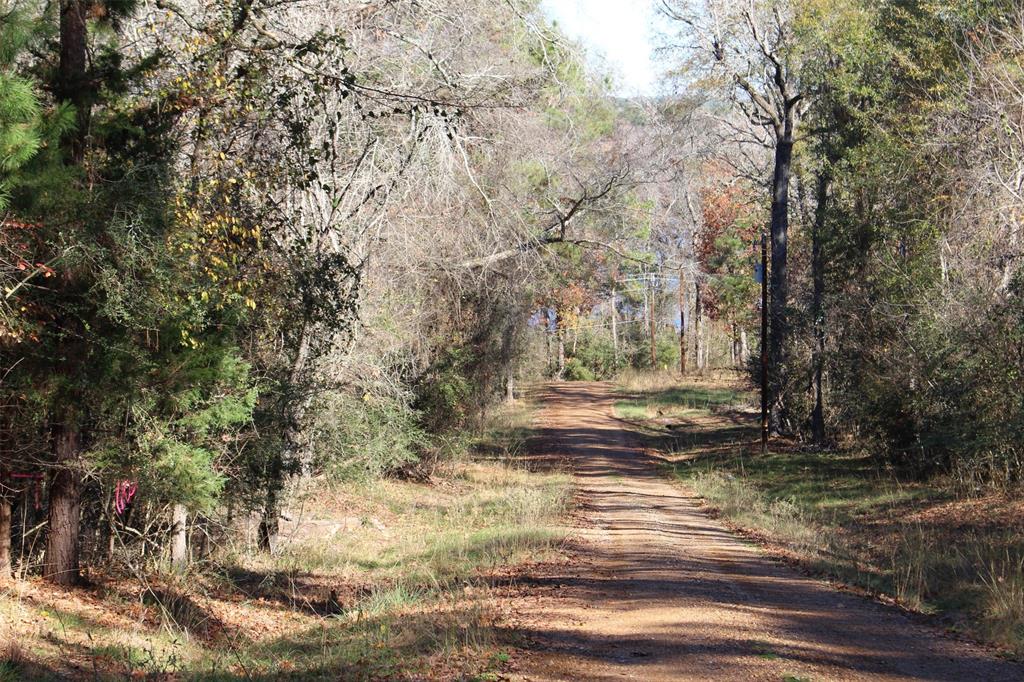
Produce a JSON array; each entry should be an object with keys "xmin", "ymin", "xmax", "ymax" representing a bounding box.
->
[{"xmin": 454, "ymin": 170, "xmax": 629, "ymax": 270}]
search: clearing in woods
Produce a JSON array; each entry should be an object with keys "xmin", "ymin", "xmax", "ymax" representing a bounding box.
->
[{"xmin": 507, "ymin": 382, "xmax": 1023, "ymax": 682}]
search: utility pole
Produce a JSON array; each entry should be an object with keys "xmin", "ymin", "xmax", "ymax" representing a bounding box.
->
[
  {"xmin": 760, "ymin": 231, "xmax": 769, "ymax": 454},
  {"xmin": 678, "ymin": 267, "xmax": 686, "ymax": 375}
]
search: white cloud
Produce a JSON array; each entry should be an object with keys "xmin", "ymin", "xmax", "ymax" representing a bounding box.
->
[{"xmin": 539, "ymin": 0, "xmax": 661, "ymax": 96}]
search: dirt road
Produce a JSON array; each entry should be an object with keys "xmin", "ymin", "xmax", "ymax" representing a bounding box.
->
[{"xmin": 510, "ymin": 382, "xmax": 1023, "ymax": 681}]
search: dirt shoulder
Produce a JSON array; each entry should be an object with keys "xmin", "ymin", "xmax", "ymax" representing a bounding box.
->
[{"xmin": 507, "ymin": 381, "xmax": 1023, "ymax": 681}]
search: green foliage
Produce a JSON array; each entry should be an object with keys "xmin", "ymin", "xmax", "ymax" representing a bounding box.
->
[
  {"xmin": 0, "ymin": 7, "xmax": 43, "ymax": 210},
  {"xmin": 570, "ymin": 331, "xmax": 621, "ymax": 379},
  {"xmin": 0, "ymin": 0, "xmax": 265, "ymax": 523},
  {"xmin": 706, "ymin": 226, "xmax": 757, "ymax": 326},
  {"xmin": 0, "ymin": 5, "xmax": 75, "ymax": 228},
  {"xmin": 415, "ymin": 347, "xmax": 478, "ymax": 432},
  {"xmin": 0, "ymin": 660, "xmax": 24, "ymax": 682},
  {"xmin": 562, "ymin": 357, "xmax": 596, "ymax": 381},
  {"xmin": 313, "ymin": 392, "xmax": 429, "ymax": 480},
  {"xmin": 88, "ymin": 344, "xmax": 255, "ymax": 510},
  {"xmin": 758, "ymin": 0, "xmax": 1024, "ymax": 483}
]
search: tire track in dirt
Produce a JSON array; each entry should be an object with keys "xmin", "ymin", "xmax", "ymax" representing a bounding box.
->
[{"xmin": 510, "ymin": 382, "xmax": 1023, "ymax": 681}]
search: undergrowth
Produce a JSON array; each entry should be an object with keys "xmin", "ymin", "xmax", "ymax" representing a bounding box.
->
[{"xmin": 0, "ymin": 400, "xmax": 570, "ymax": 680}]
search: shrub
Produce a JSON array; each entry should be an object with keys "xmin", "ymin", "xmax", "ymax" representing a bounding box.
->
[
  {"xmin": 312, "ymin": 392, "xmax": 429, "ymax": 480},
  {"xmin": 571, "ymin": 332, "xmax": 621, "ymax": 379},
  {"xmin": 563, "ymin": 357, "xmax": 596, "ymax": 381},
  {"xmin": 414, "ymin": 348, "xmax": 477, "ymax": 432}
]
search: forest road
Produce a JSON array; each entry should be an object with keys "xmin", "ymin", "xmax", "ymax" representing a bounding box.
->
[{"xmin": 508, "ymin": 381, "xmax": 1024, "ymax": 682}]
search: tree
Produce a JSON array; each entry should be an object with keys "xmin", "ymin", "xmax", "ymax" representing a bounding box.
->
[
  {"xmin": 790, "ymin": 0, "xmax": 882, "ymax": 444},
  {"xmin": 40, "ymin": 0, "xmax": 94, "ymax": 586},
  {"xmin": 662, "ymin": 0, "xmax": 805, "ymax": 430},
  {"xmin": 0, "ymin": 7, "xmax": 52, "ymax": 577},
  {"xmin": 696, "ymin": 166, "xmax": 759, "ymax": 368}
]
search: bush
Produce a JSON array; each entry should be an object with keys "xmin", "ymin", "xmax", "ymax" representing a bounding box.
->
[
  {"xmin": 571, "ymin": 332, "xmax": 621, "ymax": 379},
  {"xmin": 414, "ymin": 348, "xmax": 477, "ymax": 432},
  {"xmin": 562, "ymin": 357, "xmax": 596, "ymax": 381},
  {"xmin": 312, "ymin": 392, "xmax": 429, "ymax": 480}
]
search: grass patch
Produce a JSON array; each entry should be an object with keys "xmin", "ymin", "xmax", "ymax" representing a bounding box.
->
[
  {"xmin": 614, "ymin": 400, "xmax": 649, "ymax": 420},
  {"xmin": 255, "ymin": 460, "xmax": 571, "ymax": 587},
  {"xmin": 614, "ymin": 385, "xmax": 744, "ymax": 421}
]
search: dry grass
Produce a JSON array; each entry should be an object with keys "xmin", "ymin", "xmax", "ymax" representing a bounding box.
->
[
  {"xmin": 0, "ymin": 402, "xmax": 572, "ymax": 680},
  {"xmin": 685, "ymin": 471, "xmax": 821, "ymax": 555},
  {"xmin": 617, "ymin": 368, "xmax": 747, "ymax": 394},
  {"xmin": 244, "ymin": 460, "xmax": 571, "ymax": 590}
]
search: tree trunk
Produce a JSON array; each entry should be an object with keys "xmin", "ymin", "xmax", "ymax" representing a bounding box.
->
[
  {"xmin": 694, "ymin": 281, "xmax": 704, "ymax": 372},
  {"xmin": 197, "ymin": 516, "xmax": 210, "ymax": 560},
  {"xmin": 107, "ymin": 506, "xmax": 116, "ymax": 558},
  {"xmin": 730, "ymin": 324, "xmax": 738, "ymax": 367},
  {"xmin": 286, "ymin": 319, "xmax": 314, "ymax": 475},
  {"xmin": 258, "ymin": 453, "xmax": 283, "ymax": 553},
  {"xmin": 0, "ymin": 494, "xmax": 11, "ymax": 579},
  {"xmin": 255, "ymin": 317, "xmax": 314, "ymax": 551},
  {"xmin": 258, "ymin": 490, "xmax": 279, "ymax": 554},
  {"xmin": 610, "ymin": 288, "xmax": 618, "ymax": 359},
  {"xmin": 740, "ymin": 328, "xmax": 749, "ymax": 365},
  {"xmin": 769, "ymin": 126, "xmax": 795, "ymax": 432},
  {"xmin": 58, "ymin": 0, "xmax": 89, "ymax": 162},
  {"xmin": 42, "ymin": 0, "xmax": 90, "ymax": 587},
  {"xmin": 506, "ymin": 367, "xmax": 515, "ymax": 404},
  {"xmin": 557, "ymin": 330, "xmax": 566, "ymax": 380},
  {"xmin": 810, "ymin": 171, "xmax": 829, "ymax": 445},
  {"xmin": 648, "ymin": 284, "xmax": 657, "ymax": 368},
  {"xmin": 545, "ymin": 326, "xmax": 552, "ymax": 374},
  {"xmin": 44, "ymin": 420, "xmax": 82, "ymax": 586},
  {"xmin": 678, "ymin": 270, "xmax": 687, "ymax": 376},
  {"xmin": 170, "ymin": 504, "xmax": 188, "ymax": 572}
]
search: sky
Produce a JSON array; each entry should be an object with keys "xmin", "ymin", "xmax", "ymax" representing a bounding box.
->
[{"xmin": 539, "ymin": 0, "xmax": 663, "ymax": 97}]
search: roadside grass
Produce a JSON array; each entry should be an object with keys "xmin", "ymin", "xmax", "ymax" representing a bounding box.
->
[
  {"xmin": 680, "ymin": 459, "xmax": 1024, "ymax": 654},
  {"xmin": 613, "ymin": 372, "xmax": 746, "ymax": 422},
  {"xmin": 621, "ymin": 374, "xmax": 1024, "ymax": 657},
  {"xmin": 0, "ymin": 400, "xmax": 570, "ymax": 680}
]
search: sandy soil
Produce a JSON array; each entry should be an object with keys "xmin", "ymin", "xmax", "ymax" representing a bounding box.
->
[{"xmin": 509, "ymin": 382, "xmax": 1024, "ymax": 682}]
